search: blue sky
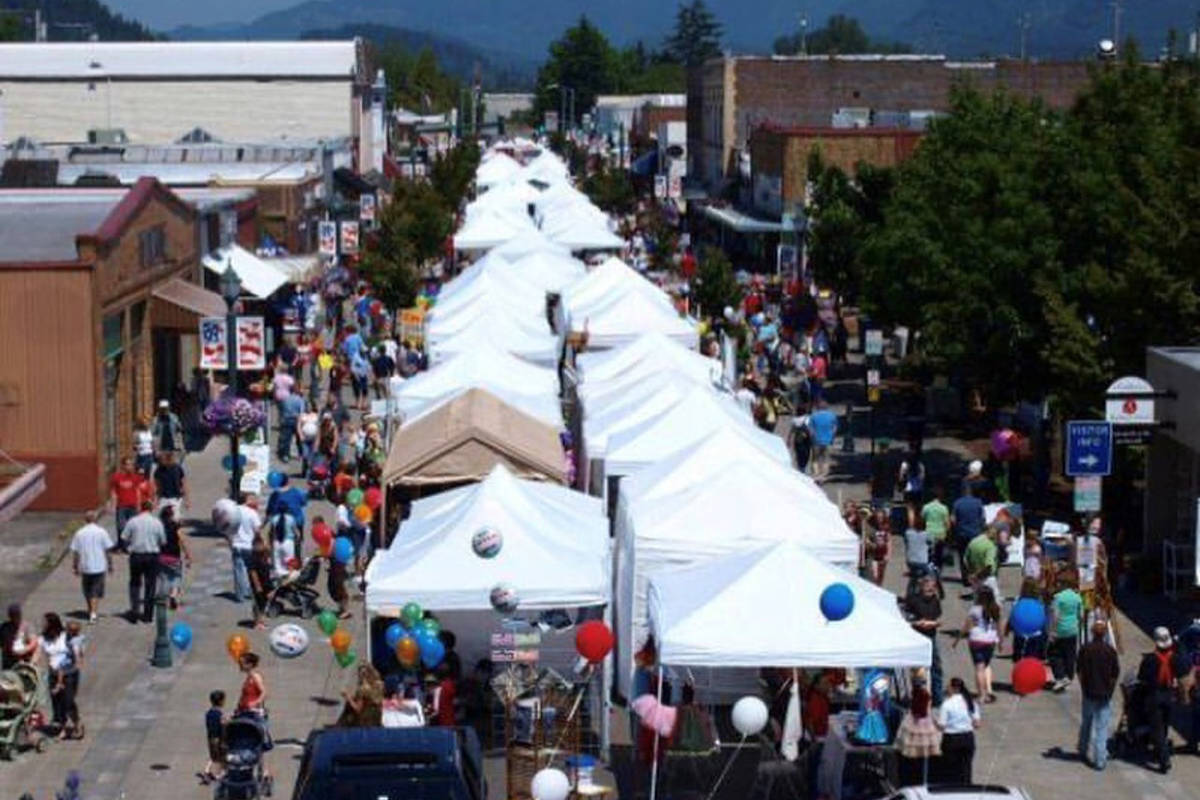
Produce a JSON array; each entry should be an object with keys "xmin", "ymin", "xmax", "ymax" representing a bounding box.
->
[{"xmin": 107, "ymin": 0, "xmax": 298, "ymax": 29}]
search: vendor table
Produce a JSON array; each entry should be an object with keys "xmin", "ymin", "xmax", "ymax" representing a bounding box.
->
[{"xmin": 816, "ymin": 712, "xmax": 897, "ymax": 800}]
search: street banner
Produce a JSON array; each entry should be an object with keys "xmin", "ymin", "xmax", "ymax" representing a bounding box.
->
[
  {"xmin": 777, "ymin": 244, "xmax": 797, "ymax": 276},
  {"xmin": 340, "ymin": 221, "xmax": 360, "ymax": 255},
  {"xmin": 1073, "ymin": 475, "xmax": 1102, "ymax": 512},
  {"xmin": 360, "ymin": 193, "xmax": 377, "ymax": 224},
  {"xmin": 318, "ymin": 221, "xmax": 337, "ymax": 256},
  {"xmin": 199, "ymin": 317, "xmax": 228, "ymax": 370},
  {"xmin": 668, "ymin": 174, "xmax": 682, "ymax": 199},
  {"xmin": 236, "ymin": 317, "xmax": 266, "ymax": 370},
  {"xmin": 654, "ymin": 175, "xmax": 667, "ymax": 199}
]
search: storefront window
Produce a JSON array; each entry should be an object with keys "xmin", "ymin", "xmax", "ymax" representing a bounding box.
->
[{"xmin": 102, "ymin": 311, "xmax": 124, "ymax": 360}]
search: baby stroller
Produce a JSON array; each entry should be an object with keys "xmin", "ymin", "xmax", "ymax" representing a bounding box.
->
[
  {"xmin": 215, "ymin": 713, "xmax": 272, "ymax": 799},
  {"xmin": 1110, "ymin": 674, "xmax": 1153, "ymax": 761},
  {"xmin": 0, "ymin": 663, "xmax": 49, "ymax": 759},
  {"xmin": 265, "ymin": 556, "xmax": 322, "ymax": 619},
  {"xmin": 306, "ymin": 457, "xmax": 331, "ymax": 500}
]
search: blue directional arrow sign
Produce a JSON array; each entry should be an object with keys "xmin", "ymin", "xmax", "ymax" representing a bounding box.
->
[{"xmin": 1066, "ymin": 420, "xmax": 1113, "ymax": 477}]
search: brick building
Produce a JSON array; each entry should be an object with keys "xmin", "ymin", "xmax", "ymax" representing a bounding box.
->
[
  {"xmin": 690, "ymin": 54, "xmax": 1093, "ymax": 190},
  {"xmin": 0, "ymin": 178, "xmax": 220, "ymax": 509},
  {"xmin": 748, "ymin": 126, "xmax": 922, "ymax": 217}
]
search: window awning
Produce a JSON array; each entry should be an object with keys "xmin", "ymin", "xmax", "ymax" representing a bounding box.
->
[
  {"xmin": 700, "ymin": 205, "xmax": 784, "ymax": 234},
  {"xmin": 153, "ymin": 277, "xmax": 227, "ymax": 318}
]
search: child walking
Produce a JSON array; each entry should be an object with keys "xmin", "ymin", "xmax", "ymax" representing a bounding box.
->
[{"xmin": 201, "ymin": 690, "xmax": 226, "ymax": 784}]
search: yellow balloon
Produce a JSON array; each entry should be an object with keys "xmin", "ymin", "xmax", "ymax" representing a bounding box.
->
[{"xmin": 318, "ymin": 353, "xmax": 334, "ymax": 371}]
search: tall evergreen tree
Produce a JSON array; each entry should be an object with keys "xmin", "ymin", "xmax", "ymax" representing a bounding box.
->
[{"xmin": 663, "ymin": 0, "xmax": 723, "ymax": 67}]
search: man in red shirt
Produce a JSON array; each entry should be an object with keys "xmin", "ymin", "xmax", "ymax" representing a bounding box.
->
[{"xmin": 109, "ymin": 457, "xmax": 150, "ymax": 547}]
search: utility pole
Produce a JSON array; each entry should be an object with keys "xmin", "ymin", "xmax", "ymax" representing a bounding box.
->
[
  {"xmin": 798, "ymin": 12, "xmax": 808, "ymax": 55},
  {"xmin": 1111, "ymin": 0, "xmax": 1122, "ymax": 55},
  {"xmin": 1018, "ymin": 12, "xmax": 1031, "ymax": 61}
]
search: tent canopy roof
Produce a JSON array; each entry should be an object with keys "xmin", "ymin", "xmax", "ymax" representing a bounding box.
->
[
  {"xmin": 202, "ymin": 244, "xmax": 289, "ymax": 299},
  {"xmin": 366, "ymin": 464, "xmax": 608, "ymax": 612},
  {"xmin": 383, "ymin": 388, "xmax": 565, "ymax": 489},
  {"xmin": 648, "ymin": 541, "xmax": 931, "ymax": 668}
]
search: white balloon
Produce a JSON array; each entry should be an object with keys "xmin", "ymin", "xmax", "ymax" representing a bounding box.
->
[
  {"xmin": 301, "ymin": 421, "xmax": 319, "ymax": 441},
  {"xmin": 731, "ymin": 695, "xmax": 769, "ymax": 737},
  {"xmin": 531, "ymin": 768, "xmax": 571, "ymax": 800},
  {"xmin": 268, "ymin": 623, "xmax": 310, "ymax": 658}
]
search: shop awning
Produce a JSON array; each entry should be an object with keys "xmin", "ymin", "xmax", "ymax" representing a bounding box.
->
[
  {"xmin": 202, "ymin": 245, "xmax": 290, "ymax": 299},
  {"xmin": 153, "ymin": 276, "xmax": 226, "ymax": 318},
  {"xmin": 700, "ymin": 204, "xmax": 784, "ymax": 234}
]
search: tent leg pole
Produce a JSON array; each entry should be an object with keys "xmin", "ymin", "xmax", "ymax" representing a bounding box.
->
[
  {"xmin": 648, "ymin": 665, "xmax": 664, "ymax": 800},
  {"xmin": 602, "ymin": 603, "xmax": 613, "ymax": 762}
]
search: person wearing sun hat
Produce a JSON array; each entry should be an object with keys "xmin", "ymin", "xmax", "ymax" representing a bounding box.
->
[{"xmin": 1137, "ymin": 626, "xmax": 1188, "ymax": 773}]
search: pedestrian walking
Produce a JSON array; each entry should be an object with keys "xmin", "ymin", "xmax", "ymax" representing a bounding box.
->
[
  {"xmin": 906, "ymin": 575, "xmax": 944, "ymax": 706},
  {"xmin": 120, "ymin": 500, "xmax": 165, "ymax": 623},
  {"xmin": 957, "ymin": 586, "xmax": 1000, "ymax": 703},
  {"xmin": 69, "ymin": 510, "xmax": 113, "ymax": 623},
  {"xmin": 153, "ymin": 451, "xmax": 189, "ymax": 514},
  {"xmin": 897, "ymin": 446, "xmax": 926, "ymax": 505},
  {"xmin": 787, "ymin": 411, "xmax": 812, "ymax": 473},
  {"xmin": 904, "ymin": 505, "xmax": 932, "ymax": 598},
  {"xmin": 235, "ymin": 652, "xmax": 273, "ymax": 788},
  {"xmin": 936, "ymin": 677, "xmax": 980, "ymax": 784},
  {"xmin": 950, "ymin": 484, "xmax": 985, "ymax": 583},
  {"xmin": 806, "ymin": 400, "xmax": 838, "ymax": 481},
  {"xmin": 277, "ymin": 386, "xmax": 304, "ymax": 464},
  {"xmin": 109, "ymin": 456, "xmax": 150, "ymax": 550},
  {"xmin": 201, "ymin": 690, "xmax": 227, "ymax": 784},
  {"xmin": 158, "ymin": 505, "xmax": 193, "ymax": 610},
  {"xmin": 1077, "ymin": 620, "xmax": 1120, "ymax": 770},
  {"xmin": 1049, "ymin": 572, "xmax": 1084, "ymax": 691},
  {"xmin": 1137, "ymin": 626, "xmax": 1188, "ymax": 773},
  {"xmin": 922, "ymin": 486, "xmax": 951, "ymax": 573},
  {"xmin": 230, "ymin": 494, "xmax": 260, "ymax": 603},
  {"xmin": 134, "ymin": 415, "xmax": 155, "ymax": 478},
  {"xmin": 40, "ymin": 613, "xmax": 81, "ymax": 739},
  {"xmin": 152, "ymin": 399, "xmax": 185, "ymax": 463}
]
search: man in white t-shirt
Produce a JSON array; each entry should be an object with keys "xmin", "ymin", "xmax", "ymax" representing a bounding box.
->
[
  {"xmin": 70, "ymin": 510, "xmax": 114, "ymax": 623},
  {"xmin": 231, "ymin": 494, "xmax": 262, "ymax": 602}
]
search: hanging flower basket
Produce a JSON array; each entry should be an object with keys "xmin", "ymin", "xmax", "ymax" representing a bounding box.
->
[{"xmin": 203, "ymin": 391, "xmax": 265, "ymax": 435}]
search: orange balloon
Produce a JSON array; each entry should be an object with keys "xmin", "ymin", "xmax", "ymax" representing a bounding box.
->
[
  {"xmin": 330, "ymin": 628, "xmax": 352, "ymax": 654},
  {"xmin": 226, "ymin": 633, "xmax": 249, "ymax": 661},
  {"xmin": 354, "ymin": 504, "xmax": 373, "ymax": 523},
  {"xmin": 396, "ymin": 636, "xmax": 419, "ymax": 667}
]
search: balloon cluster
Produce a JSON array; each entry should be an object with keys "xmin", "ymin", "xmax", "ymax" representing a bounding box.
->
[
  {"xmin": 318, "ymin": 610, "xmax": 357, "ymax": 668},
  {"xmin": 384, "ymin": 602, "xmax": 446, "ymax": 670},
  {"xmin": 1009, "ymin": 598, "xmax": 1049, "ymax": 696}
]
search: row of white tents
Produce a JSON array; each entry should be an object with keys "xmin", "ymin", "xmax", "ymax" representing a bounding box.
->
[{"xmin": 366, "ymin": 142, "xmax": 929, "ymax": 737}]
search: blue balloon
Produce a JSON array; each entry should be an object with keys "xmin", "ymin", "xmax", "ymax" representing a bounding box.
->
[
  {"xmin": 819, "ymin": 582, "xmax": 855, "ymax": 622},
  {"xmin": 221, "ymin": 454, "xmax": 248, "ymax": 471},
  {"xmin": 1010, "ymin": 598, "xmax": 1047, "ymax": 638},
  {"xmin": 169, "ymin": 621, "xmax": 193, "ymax": 651},
  {"xmin": 413, "ymin": 626, "xmax": 438, "ymax": 648},
  {"xmin": 332, "ymin": 536, "xmax": 354, "ymax": 564},
  {"xmin": 419, "ymin": 636, "xmax": 445, "ymax": 668},
  {"xmin": 385, "ymin": 622, "xmax": 406, "ymax": 650},
  {"xmin": 267, "ymin": 470, "xmax": 286, "ymax": 489}
]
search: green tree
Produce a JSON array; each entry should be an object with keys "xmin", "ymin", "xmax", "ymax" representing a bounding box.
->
[
  {"xmin": 428, "ymin": 139, "xmax": 482, "ymax": 212},
  {"xmin": 774, "ymin": 14, "xmax": 910, "ymax": 56},
  {"xmin": 581, "ymin": 167, "xmax": 636, "ymax": 215},
  {"xmin": 663, "ymin": 0, "xmax": 723, "ymax": 67},
  {"xmin": 377, "ymin": 43, "xmax": 462, "ymax": 113},
  {"xmin": 693, "ymin": 245, "xmax": 742, "ymax": 319},
  {"xmin": 534, "ymin": 17, "xmax": 619, "ymax": 125},
  {"xmin": 361, "ymin": 180, "xmax": 453, "ymax": 324},
  {"xmin": 805, "ymin": 155, "xmax": 894, "ymax": 302}
]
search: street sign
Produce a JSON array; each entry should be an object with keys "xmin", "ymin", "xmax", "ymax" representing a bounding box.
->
[
  {"xmin": 1113, "ymin": 425, "xmax": 1154, "ymax": 446},
  {"xmin": 1066, "ymin": 420, "xmax": 1113, "ymax": 476},
  {"xmin": 1105, "ymin": 375, "xmax": 1155, "ymax": 425},
  {"xmin": 1073, "ymin": 475, "xmax": 1102, "ymax": 512}
]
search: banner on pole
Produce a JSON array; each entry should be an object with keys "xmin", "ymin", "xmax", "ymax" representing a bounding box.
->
[
  {"xmin": 318, "ymin": 221, "xmax": 337, "ymax": 256},
  {"xmin": 339, "ymin": 221, "xmax": 360, "ymax": 255},
  {"xmin": 360, "ymin": 194, "xmax": 377, "ymax": 224},
  {"xmin": 199, "ymin": 317, "xmax": 228, "ymax": 370},
  {"xmin": 236, "ymin": 317, "xmax": 266, "ymax": 370}
]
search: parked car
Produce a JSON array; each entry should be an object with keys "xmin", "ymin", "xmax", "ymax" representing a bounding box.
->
[
  {"xmin": 874, "ymin": 787, "xmax": 1034, "ymax": 800},
  {"xmin": 292, "ymin": 727, "xmax": 486, "ymax": 800}
]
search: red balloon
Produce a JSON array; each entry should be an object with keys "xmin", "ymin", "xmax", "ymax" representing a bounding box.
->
[
  {"xmin": 575, "ymin": 620, "xmax": 614, "ymax": 663},
  {"xmin": 364, "ymin": 487, "xmax": 383, "ymax": 510},
  {"xmin": 312, "ymin": 522, "xmax": 333, "ymax": 548},
  {"xmin": 1011, "ymin": 657, "xmax": 1047, "ymax": 696}
]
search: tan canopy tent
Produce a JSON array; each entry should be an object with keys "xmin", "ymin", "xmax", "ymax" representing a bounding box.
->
[{"xmin": 383, "ymin": 387, "xmax": 566, "ymax": 491}]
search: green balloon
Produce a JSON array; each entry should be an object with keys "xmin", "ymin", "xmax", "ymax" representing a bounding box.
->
[
  {"xmin": 335, "ymin": 648, "xmax": 357, "ymax": 668},
  {"xmin": 346, "ymin": 488, "xmax": 365, "ymax": 508},
  {"xmin": 401, "ymin": 602, "xmax": 423, "ymax": 628},
  {"xmin": 317, "ymin": 609, "xmax": 338, "ymax": 636},
  {"xmin": 419, "ymin": 617, "xmax": 441, "ymax": 636}
]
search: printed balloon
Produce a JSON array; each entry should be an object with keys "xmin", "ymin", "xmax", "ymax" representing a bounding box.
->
[
  {"xmin": 490, "ymin": 583, "xmax": 519, "ymax": 614},
  {"xmin": 269, "ymin": 623, "xmax": 310, "ymax": 658},
  {"xmin": 471, "ymin": 526, "xmax": 503, "ymax": 559}
]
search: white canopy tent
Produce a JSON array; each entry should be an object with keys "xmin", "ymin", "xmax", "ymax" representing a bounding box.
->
[
  {"xmin": 507, "ymin": 251, "xmax": 587, "ymax": 294},
  {"xmin": 426, "ymin": 298, "xmax": 551, "ymax": 343},
  {"xmin": 427, "ymin": 271, "xmax": 544, "ymax": 321},
  {"xmin": 647, "ymin": 542, "xmax": 932, "ymax": 668},
  {"xmin": 427, "ymin": 316, "xmax": 559, "ymax": 367},
  {"xmin": 453, "ymin": 210, "xmax": 536, "ymax": 252},
  {"xmin": 468, "ymin": 178, "xmax": 540, "ymax": 215},
  {"xmin": 576, "ymin": 332, "xmax": 722, "ymax": 388},
  {"xmin": 365, "ymin": 464, "xmax": 609, "ymax": 612},
  {"xmin": 522, "ymin": 152, "xmax": 571, "ymax": 185},
  {"xmin": 602, "ymin": 387, "xmax": 788, "ymax": 477},
  {"xmin": 559, "ymin": 258, "xmax": 674, "ymax": 326},
  {"xmin": 389, "ymin": 343, "xmax": 562, "ymax": 427},
  {"xmin": 545, "ymin": 215, "xmax": 625, "ymax": 251},
  {"xmin": 202, "ymin": 244, "xmax": 289, "ymax": 299},
  {"xmin": 474, "ymin": 152, "xmax": 522, "ymax": 189},
  {"xmin": 488, "ymin": 230, "xmax": 573, "ymax": 263},
  {"xmin": 569, "ymin": 290, "xmax": 698, "ymax": 350}
]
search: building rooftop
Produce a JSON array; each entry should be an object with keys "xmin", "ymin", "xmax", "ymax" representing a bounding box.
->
[
  {"xmin": 0, "ymin": 41, "xmax": 360, "ymax": 80},
  {"xmin": 57, "ymin": 161, "xmax": 319, "ymax": 186},
  {"xmin": 1152, "ymin": 346, "xmax": 1200, "ymax": 372},
  {"xmin": 0, "ymin": 191, "xmax": 123, "ymax": 261}
]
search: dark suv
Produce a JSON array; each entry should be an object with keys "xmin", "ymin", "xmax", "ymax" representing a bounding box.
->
[{"xmin": 292, "ymin": 727, "xmax": 487, "ymax": 800}]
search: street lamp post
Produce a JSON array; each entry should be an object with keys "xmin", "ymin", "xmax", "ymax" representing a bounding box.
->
[{"xmin": 220, "ymin": 262, "xmax": 243, "ymax": 500}]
